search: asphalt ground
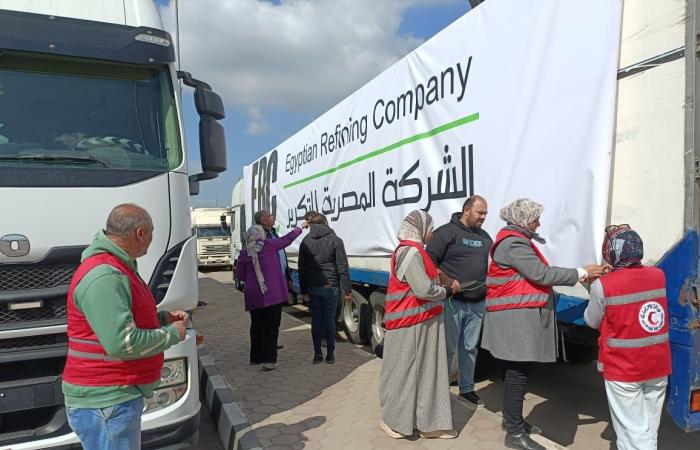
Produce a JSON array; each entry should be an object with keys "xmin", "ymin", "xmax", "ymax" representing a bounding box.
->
[{"xmin": 187, "ymin": 401, "xmax": 224, "ymax": 450}]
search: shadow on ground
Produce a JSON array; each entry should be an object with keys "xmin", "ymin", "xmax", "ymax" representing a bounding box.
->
[
  {"xmin": 473, "ymin": 348, "xmax": 695, "ymax": 450},
  {"xmin": 253, "ymin": 416, "xmax": 326, "ymax": 449}
]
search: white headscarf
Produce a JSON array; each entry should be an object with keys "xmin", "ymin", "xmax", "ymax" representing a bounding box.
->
[
  {"xmin": 245, "ymin": 225, "xmax": 268, "ymax": 293},
  {"xmin": 499, "ymin": 198, "xmax": 544, "ymax": 228},
  {"xmin": 395, "ymin": 210, "xmax": 434, "ymax": 269}
]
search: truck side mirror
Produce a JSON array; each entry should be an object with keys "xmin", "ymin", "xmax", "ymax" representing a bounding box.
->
[
  {"xmin": 200, "ymin": 117, "xmax": 226, "ymax": 173},
  {"xmin": 178, "ymin": 70, "xmax": 228, "ymax": 178},
  {"xmin": 195, "ymin": 87, "xmax": 225, "ymax": 120},
  {"xmin": 191, "ymin": 171, "xmax": 217, "ymax": 182}
]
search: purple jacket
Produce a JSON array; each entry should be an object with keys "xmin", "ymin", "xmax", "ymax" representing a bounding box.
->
[{"xmin": 236, "ymin": 227, "xmax": 302, "ymax": 311}]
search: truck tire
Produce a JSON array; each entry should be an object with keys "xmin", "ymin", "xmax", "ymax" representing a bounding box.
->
[
  {"xmin": 369, "ymin": 291, "xmax": 386, "ymax": 356},
  {"xmin": 340, "ymin": 290, "xmax": 369, "ymax": 345}
]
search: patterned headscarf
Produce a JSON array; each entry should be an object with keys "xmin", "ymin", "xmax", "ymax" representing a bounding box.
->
[
  {"xmin": 602, "ymin": 225, "xmax": 643, "ymax": 269},
  {"xmin": 499, "ymin": 198, "xmax": 544, "ymax": 228},
  {"xmin": 396, "ymin": 210, "xmax": 434, "ymax": 269},
  {"xmin": 397, "ymin": 210, "xmax": 433, "ymax": 243},
  {"xmin": 245, "ymin": 225, "xmax": 268, "ymax": 293}
]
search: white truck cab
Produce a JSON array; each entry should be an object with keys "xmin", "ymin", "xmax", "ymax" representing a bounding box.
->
[{"xmin": 0, "ymin": 1, "xmax": 228, "ymax": 448}]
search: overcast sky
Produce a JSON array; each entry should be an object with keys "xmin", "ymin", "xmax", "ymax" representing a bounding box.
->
[{"xmin": 157, "ymin": 0, "xmax": 471, "ymax": 206}]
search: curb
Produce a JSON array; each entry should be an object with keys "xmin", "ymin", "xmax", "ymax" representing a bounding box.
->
[{"xmin": 198, "ymin": 346, "xmax": 263, "ymax": 450}]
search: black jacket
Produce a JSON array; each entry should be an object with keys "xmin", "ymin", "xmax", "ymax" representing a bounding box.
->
[
  {"xmin": 298, "ymin": 224, "xmax": 351, "ymax": 294},
  {"xmin": 425, "ymin": 212, "xmax": 493, "ymax": 302}
]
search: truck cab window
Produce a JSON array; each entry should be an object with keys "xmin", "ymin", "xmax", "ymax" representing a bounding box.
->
[
  {"xmin": 196, "ymin": 226, "xmax": 231, "ymax": 238},
  {"xmin": 0, "ymin": 53, "xmax": 182, "ymax": 180}
]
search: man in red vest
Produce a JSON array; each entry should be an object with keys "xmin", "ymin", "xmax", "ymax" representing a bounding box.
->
[
  {"xmin": 63, "ymin": 204, "xmax": 188, "ymax": 450},
  {"xmin": 584, "ymin": 225, "xmax": 671, "ymax": 450}
]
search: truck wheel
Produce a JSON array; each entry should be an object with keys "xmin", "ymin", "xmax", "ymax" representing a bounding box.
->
[
  {"xmin": 369, "ymin": 291, "xmax": 386, "ymax": 357},
  {"xmin": 340, "ymin": 290, "xmax": 369, "ymax": 345}
]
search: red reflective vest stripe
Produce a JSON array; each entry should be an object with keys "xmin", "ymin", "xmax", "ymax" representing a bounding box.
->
[
  {"xmin": 63, "ymin": 253, "xmax": 163, "ymax": 386},
  {"xmin": 485, "ymin": 229, "xmax": 551, "ymax": 312},
  {"xmin": 598, "ymin": 266, "xmax": 671, "ymax": 382},
  {"xmin": 384, "ymin": 240, "xmax": 443, "ymax": 330}
]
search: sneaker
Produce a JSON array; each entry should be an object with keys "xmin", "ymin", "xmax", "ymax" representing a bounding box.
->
[
  {"xmin": 325, "ymin": 354, "xmax": 335, "ymax": 364},
  {"xmin": 459, "ymin": 391, "xmax": 484, "ymax": 407},
  {"xmin": 501, "ymin": 420, "xmax": 542, "ymax": 435},
  {"xmin": 262, "ymin": 363, "xmax": 277, "ymax": 371},
  {"xmin": 313, "ymin": 354, "xmax": 324, "ymax": 364},
  {"xmin": 419, "ymin": 429, "xmax": 458, "ymax": 439},
  {"xmin": 379, "ymin": 420, "xmax": 405, "ymax": 439}
]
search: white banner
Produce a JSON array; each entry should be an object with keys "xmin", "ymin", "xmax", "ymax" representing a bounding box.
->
[{"xmin": 244, "ymin": 0, "xmax": 621, "ymax": 267}]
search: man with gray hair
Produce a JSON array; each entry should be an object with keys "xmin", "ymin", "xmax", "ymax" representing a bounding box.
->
[{"xmin": 62, "ymin": 203, "xmax": 188, "ymax": 450}]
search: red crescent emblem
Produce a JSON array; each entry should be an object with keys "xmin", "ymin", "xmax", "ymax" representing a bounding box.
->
[{"xmin": 647, "ymin": 311, "xmax": 659, "ymax": 326}]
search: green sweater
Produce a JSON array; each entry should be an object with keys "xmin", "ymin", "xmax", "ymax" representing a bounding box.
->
[{"xmin": 62, "ymin": 231, "xmax": 180, "ymax": 408}]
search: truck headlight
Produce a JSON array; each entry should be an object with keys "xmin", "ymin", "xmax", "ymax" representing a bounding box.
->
[
  {"xmin": 160, "ymin": 357, "xmax": 187, "ymax": 388},
  {"xmin": 143, "ymin": 357, "xmax": 188, "ymax": 413},
  {"xmin": 144, "ymin": 385, "xmax": 188, "ymax": 413}
]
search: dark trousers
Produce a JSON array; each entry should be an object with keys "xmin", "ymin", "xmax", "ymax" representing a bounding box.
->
[
  {"xmin": 249, "ymin": 302, "xmax": 282, "ymax": 364},
  {"xmin": 500, "ymin": 359, "xmax": 534, "ymax": 434},
  {"xmin": 308, "ymin": 286, "xmax": 339, "ymax": 356}
]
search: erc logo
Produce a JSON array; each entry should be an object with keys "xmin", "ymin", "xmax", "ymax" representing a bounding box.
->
[
  {"xmin": 0, "ymin": 234, "xmax": 30, "ymax": 257},
  {"xmin": 638, "ymin": 301, "xmax": 665, "ymax": 333}
]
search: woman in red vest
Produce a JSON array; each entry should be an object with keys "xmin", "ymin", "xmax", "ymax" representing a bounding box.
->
[
  {"xmin": 482, "ymin": 198, "xmax": 605, "ymax": 450},
  {"xmin": 379, "ymin": 210, "xmax": 460, "ymax": 439},
  {"xmin": 584, "ymin": 225, "xmax": 671, "ymax": 450}
]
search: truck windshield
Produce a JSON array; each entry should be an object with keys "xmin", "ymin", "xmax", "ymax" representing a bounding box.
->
[
  {"xmin": 196, "ymin": 226, "xmax": 230, "ymax": 238},
  {"xmin": 0, "ymin": 52, "xmax": 182, "ymax": 183}
]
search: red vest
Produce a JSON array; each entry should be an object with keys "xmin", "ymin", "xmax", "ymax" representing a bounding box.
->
[
  {"xmin": 63, "ymin": 253, "xmax": 164, "ymax": 386},
  {"xmin": 485, "ymin": 229, "xmax": 551, "ymax": 312},
  {"xmin": 597, "ymin": 266, "xmax": 671, "ymax": 382},
  {"xmin": 384, "ymin": 241, "xmax": 443, "ymax": 330}
]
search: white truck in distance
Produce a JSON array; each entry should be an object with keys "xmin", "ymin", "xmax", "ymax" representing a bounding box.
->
[
  {"xmin": 0, "ymin": 0, "xmax": 228, "ymax": 448},
  {"xmin": 191, "ymin": 207, "xmax": 232, "ymax": 268}
]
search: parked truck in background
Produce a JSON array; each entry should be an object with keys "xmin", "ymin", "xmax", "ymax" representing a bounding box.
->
[
  {"xmin": 191, "ymin": 207, "xmax": 232, "ymax": 268},
  {"xmin": 0, "ymin": 1, "xmax": 228, "ymax": 448},
  {"xmin": 231, "ymin": 0, "xmax": 700, "ymax": 433}
]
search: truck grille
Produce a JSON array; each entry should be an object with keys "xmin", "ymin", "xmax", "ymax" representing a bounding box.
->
[
  {"xmin": 0, "ymin": 357, "xmax": 65, "ymax": 384},
  {"xmin": 0, "ymin": 247, "xmax": 83, "ymax": 329},
  {"xmin": 203, "ymin": 244, "xmax": 229, "ymax": 253},
  {"xmin": 0, "ymin": 334, "xmax": 67, "ymax": 352},
  {"xmin": 0, "ymin": 357, "xmax": 70, "ymax": 446},
  {"xmin": 0, "ymin": 297, "xmax": 67, "ymax": 326},
  {"xmin": 0, "ymin": 406, "xmax": 62, "ymax": 443},
  {"xmin": 0, "ymin": 265, "xmax": 75, "ymax": 291}
]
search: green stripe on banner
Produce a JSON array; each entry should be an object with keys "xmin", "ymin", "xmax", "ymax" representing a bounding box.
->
[{"xmin": 283, "ymin": 112, "xmax": 480, "ymax": 189}]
